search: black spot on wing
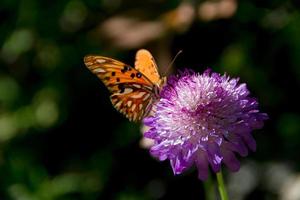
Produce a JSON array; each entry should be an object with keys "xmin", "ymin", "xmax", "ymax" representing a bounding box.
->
[
  {"xmin": 121, "ymin": 66, "xmax": 130, "ymax": 73},
  {"xmin": 118, "ymin": 84, "xmax": 125, "ymax": 93},
  {"xmin": 136, "ymin": 72, "xmax": 142, "ymax": 78}
]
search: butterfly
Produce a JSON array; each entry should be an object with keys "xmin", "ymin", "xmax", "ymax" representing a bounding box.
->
[{"xmin": 84, "ymin": 49, "xmax": 166, "ymax": 122}]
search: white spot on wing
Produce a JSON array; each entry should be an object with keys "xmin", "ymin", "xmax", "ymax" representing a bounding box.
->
[
  {"xmin": 133, "ymin": 84, "xmax": 141, "ymax": 88},
  {"xmin": 96, "ymin": 59, "xmax": 106, "ymax": 64},
  {"xmin": 131, "ymin": 104, "xmax": 136, "ymax": 111},
  {"xmin": 115, "ymin": 101, "xmax": 122, "ymax": 108},
  {"xmin": 133, "ymin": 112, "xmax": 137, "ymax": 121},
  {"xmin": 131, "ymin": 92, "xmax": 146, "ymax": 99},
  {"xmin": 143, "ymin": 86, "xmax": 153, "ymax": 90},
  {"xmin": 143, "ymin": 93, "xmax": 151, "ymax": 101},
  {"xmin": 93, "ymin": 68, "xmax": 106, "ymax": 73},
  {"xmin": 123, "ymin": 88, "xmax": 133, "ymax": 94},
  {"xmin": 127, "ymin": 101, "xmax": 132, "ymax": 107}
]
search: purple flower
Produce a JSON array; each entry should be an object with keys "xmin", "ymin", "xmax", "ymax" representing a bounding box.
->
[{"xmin": 143, "ymin": 69, "xmax": 268, "ymax": 180}]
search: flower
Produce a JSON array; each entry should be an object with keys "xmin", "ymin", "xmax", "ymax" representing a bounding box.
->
[{"xmin": 143, "ymin": 69, "xmax": 268, "ymax": 180}]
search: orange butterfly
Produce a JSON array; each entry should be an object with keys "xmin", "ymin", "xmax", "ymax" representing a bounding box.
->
[{"xmin": 84, "ymin": 49, "xmax": 166, "ymax": 122}]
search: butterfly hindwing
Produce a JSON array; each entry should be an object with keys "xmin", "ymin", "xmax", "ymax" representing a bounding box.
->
[
  {"xmin": 110, "ymin": 83, "xmax": 153, "ymax": 121},
  {"xmin": 84, "ymin": 55, "xmax": 156, "ymax": 121}
]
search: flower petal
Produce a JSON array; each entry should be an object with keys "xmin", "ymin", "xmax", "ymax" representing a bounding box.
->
[
  {"xmin": 206, "ymin": 142, "xmax": 223, "ymax": 172},
  {"xmin": 221, "ymin": 148, "xmax": 240, "ymax": 172},
  {"xmin": 195, "ymin": 152, "xmax": 209, "ymax": 180}
]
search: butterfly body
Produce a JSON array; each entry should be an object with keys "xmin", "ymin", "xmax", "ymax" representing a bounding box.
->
[{"xmin": 84, "ymin": 49, "xmax": 164, "ymax": 122}]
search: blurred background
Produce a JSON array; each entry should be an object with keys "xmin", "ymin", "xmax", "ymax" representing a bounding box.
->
[{"xmin": 1, "ymin": 0, "xmax": 300, "ymax": 199}]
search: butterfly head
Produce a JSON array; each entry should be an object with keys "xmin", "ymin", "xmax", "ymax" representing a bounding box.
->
[{"xmin": 153, "ymin": 76, "xmax": 167, "ymax": 98}]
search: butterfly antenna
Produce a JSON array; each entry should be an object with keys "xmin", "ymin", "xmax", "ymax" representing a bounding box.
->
[{"xmin": 164, "ymin": 50, "xmax": 183, "ymax": 76}]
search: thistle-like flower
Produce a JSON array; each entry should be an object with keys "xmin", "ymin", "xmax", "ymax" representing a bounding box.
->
[{"xmin": 144, "ymin": 69, "xmax": 268, "ymax": 180}]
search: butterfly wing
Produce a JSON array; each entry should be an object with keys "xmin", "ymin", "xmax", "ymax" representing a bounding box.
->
[
  {"xmin": 135, "ymin": 49, "xmax": 162, "ymax": 85},
  {"xmin": 84, "ymin": 55, "xmax": 154, "ymax": 121}
]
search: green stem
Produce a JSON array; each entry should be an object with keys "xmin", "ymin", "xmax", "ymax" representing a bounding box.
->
[
  {"xmin": 204, "ymin": 173, "xmax": 215, "ymax": 200},
  {"xmin": 216, "ymin": 170, "xmax": 229, "ymax": 200}
]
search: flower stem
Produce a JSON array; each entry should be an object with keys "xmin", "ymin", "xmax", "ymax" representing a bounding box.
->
[
  {"xmin": 216, "ymin": 170, "xmax": 229, "ymax": 200},
  {"xmin": 204, "ymin": 173, "xmax": 215, "ymax": 200}
]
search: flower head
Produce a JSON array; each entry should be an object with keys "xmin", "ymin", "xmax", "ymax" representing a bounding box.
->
[{"xmin": 144, "ymin": 69, "xmax": 268, "ymax": 180}]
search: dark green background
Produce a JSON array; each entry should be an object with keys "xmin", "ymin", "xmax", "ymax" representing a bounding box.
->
[{"xmin": 1, "ymin": 0, "xmax": 300, "ymax": 199}]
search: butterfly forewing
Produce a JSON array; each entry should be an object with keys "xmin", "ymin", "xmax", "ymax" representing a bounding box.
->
[
  {"xmin": 84, "ymin": 55, "xmax": 156, "ymax": 121},
  {"xmin": 84, "ymin": 56, "xmax": 154, "ymax": 88},
  {"xmin": 135, "ymin": 49, "xmax": 162, "ymax": 85}
]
